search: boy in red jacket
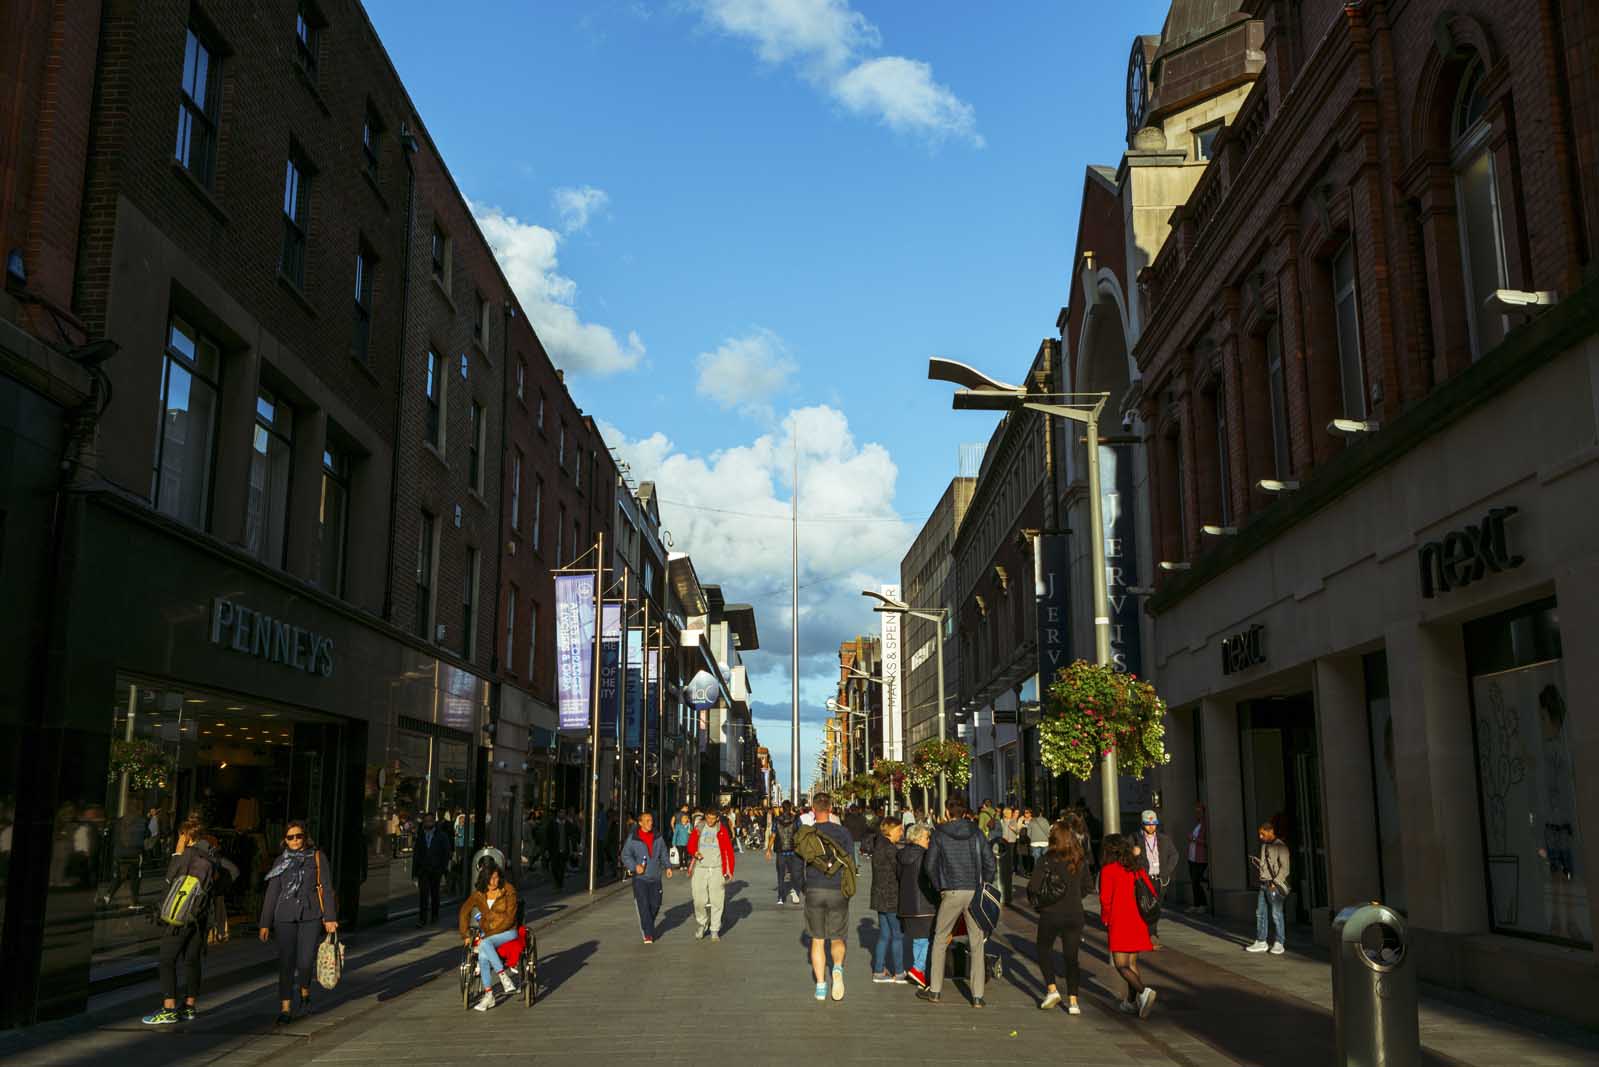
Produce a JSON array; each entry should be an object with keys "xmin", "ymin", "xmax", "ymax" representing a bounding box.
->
[{"xmin": 687, "ymin": 809, "xmax": 735, "ymax": 940}]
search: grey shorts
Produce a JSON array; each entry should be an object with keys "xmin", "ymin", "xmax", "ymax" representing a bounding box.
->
[{"xmin": 804, "ymin": 888, "xmax": 849, "ymax": 940}]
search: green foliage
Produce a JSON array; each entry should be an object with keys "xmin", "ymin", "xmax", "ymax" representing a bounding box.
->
[
  {"xmin": 1040, "ymin": 660, "xmax": 1170, "ymax": 782},
  {"xmin": 107, "ymin": 738, "xmax": 173, "ymax": 791},
  {"xmin": 911, "ymin": 738, "xmax": 971, "ymax": 788}
]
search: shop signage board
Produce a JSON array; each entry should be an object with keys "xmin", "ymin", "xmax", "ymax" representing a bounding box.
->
[
  {"xmin": 685, "ymin": 670, "xmax": 720, "ymax": 711},
  {"xmin": 1100, "ymin": 442, "xmax": 1144, "ymax": 675},
  {"xmin": 625, "ymin": 627, "xmax": 644, "ymax": 748},
  {"xmin": 1220, "ymin": 623, "xmax": 1267, "ymax": 675},
  {"xmin": 600, "ymin": 603, "xmax": 621, "ymax": 735},
  {"xmin": 1418, "ymin": 506, "xmax": 1523, "ymax": 598},
  {"xmin": 554, "ymin": 573, "xmax": 595, "ymax": 731},
  {"xmin": 879, "ymin": 583, "xmax": 904, "ymax": 760},
  {"xmin": 1035, "ymin": 532, "xmax": 1071, "ymax": 688},
  {"xmin": 209, "ymin": 597, "xmax": 334, "ymax": 677}
]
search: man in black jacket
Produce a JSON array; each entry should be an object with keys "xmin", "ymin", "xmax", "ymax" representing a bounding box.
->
[
  {"xmin": 918, "ymin": 796, "xmax": 997, "ymax": 1008},
  {"xmin": 412, "ymin": 811, "xmax": 453, "ymax": 926}
]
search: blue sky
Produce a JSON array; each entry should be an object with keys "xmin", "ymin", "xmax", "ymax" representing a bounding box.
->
[{"xmin": 366, "ymin": 0, "xmax": 1168, "ymax": 790}]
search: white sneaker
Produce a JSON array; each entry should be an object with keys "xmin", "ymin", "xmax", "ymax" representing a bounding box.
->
[
  {"xmin": 1269, "ymin": 943, "xmax": 1285, "ymax": 955},
  {"xmin": 694, "ymin": 927, "xmax": 707, "ymax": 940},
  {"xmin": 1067, "ymin": 1001, "xmax": 1082, "ymax": 1015},
  {"xmin": 830, "ymin": 966, "xmax": 845, "ymax": 1001},
  {"xmin": 789, "ymin": 890, "xmax": 801, "ymax": 905},
  {"xmin": 473, "ymin": 991, "xmax": 498, "ymax": 1011},
  {"xmin": 1137, "ymin": 987, "xmax": 1157, "ymax": 1018},
  {"xmin": 1245, "ymin": 940, "xmax": 1269, "ymax": 953},
  {"xmin": 1039, "ymin": 989, "xmax": 1061, "ymax": 1010},
  {"xmin": 498, "ymin": 971, "xmax": 517, "ymax": 995}
]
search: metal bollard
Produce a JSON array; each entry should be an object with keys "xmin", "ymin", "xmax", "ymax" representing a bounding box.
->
[{"xmin": 1331, "ymin": 902, "xmax": 1420, "ymax": 1067}]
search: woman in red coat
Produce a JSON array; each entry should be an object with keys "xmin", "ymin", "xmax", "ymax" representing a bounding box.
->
[{"xmin": 1098, "ymin": 833, "xmax": 1158, "ymax": 1017}]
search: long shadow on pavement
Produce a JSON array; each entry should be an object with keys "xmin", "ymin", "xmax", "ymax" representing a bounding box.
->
[{"xmin": 535, "ymin": 940, "xmax": 599, "ymax": 1002}]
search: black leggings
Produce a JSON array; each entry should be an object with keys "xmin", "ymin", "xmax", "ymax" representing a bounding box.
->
[
  {"xmin": 1036, "ymin": 912, "xmax": 1084, "ymax": 995},
  {"xmin": 274, "ymin": 920, "xmax": 321, "ymax": 1000},
  {"xmin": 159, "ymin": 924, "xmax": 204, "ymax": 1002}
]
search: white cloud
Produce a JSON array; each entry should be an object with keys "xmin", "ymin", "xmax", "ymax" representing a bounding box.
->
[
  {"xmin": 470, "ymin": 200, "xmax": 644, "ymax": 376},
  {"xmin": 694, "ymin": 329, "xmax": 796, "ymax": 418},
  {"xmin": 600, "ymin": 405, "xmax": 912, "ymax": 758},
  {"xmin": 833, "ymin": 57, "xmax": 982, "ymax": 146},
  {"xmin": 552, "ymin": 185, "xmax": 610, "ymax": 233},
  {"xmin": 692, "ymin": 0, "xmax": 981, "ymax": 147}
]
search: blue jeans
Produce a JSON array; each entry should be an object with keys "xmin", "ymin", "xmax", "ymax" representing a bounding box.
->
[
  {"xmin": 910, "ymin": 937, "xmax": 929, "ymax": 973},
  {"xmin": 476, "ymin": 929, "xmax": 518, "ymax": 987},
  {"xmin": 1256, "ymin": 888, "xmax": 1287, "ymax": 945},
  {"xmin": 775, "ymin": 852, "xmax": 803, "ymax": 901},
  {"xmin": 873, "ymin": 911, "xmax": 905, "ymax": 975}
]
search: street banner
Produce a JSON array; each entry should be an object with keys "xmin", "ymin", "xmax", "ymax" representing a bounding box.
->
[
  {"xmin": 600, "ymin": 603, "xmax": 621, "ymax": 735},
  {"xmin": 1099, "ymin": 441, "xmax": 1144, "ymax": 676},
  {"xmin": 555, "ymin": 574, "xmax": 595, "ymax": 732},
  {"xmin": 1036, "ymin": 532, "xmax": 1072, "ymax": 690},
  {"xmin": 645, "ymin": 648, "xmax": 661, "ymax": 753},
  {"xmin": 879, "ymin": 583, "xmax": 903, "ymax": 760},
  {"xmin": 625, "ymin": 627, "xmax": 644, "ymax": 748}
]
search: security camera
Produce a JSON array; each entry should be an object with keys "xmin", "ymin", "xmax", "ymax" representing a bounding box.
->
[{"xmin": 1121, "ymin": 411, "xmax": 1135, "ymax": 432}]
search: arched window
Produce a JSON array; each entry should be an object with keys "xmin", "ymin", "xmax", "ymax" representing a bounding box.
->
[{"xmin": 1452, "ymin": 56, "xmax": 1508, "ymax": 358}]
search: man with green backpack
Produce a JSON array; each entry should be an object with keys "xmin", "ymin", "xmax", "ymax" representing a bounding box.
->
[{"xmin": 793, "ymin": 792, "xmax": 856, "ymax": 1002}]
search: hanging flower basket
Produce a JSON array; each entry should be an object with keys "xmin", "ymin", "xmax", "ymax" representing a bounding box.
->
[
  {"xmin": 107, "ymin": 738, "xmax": 174, "ymax": 791},
  {"xmin": 1041, "ymin": 660, "xmax": 1170, "ymax": 782},
  {"xmin": 912, "ymin": 738, "xmax": 971, "ymax": 788}
]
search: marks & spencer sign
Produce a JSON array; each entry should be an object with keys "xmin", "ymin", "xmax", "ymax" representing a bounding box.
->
[{"xmin": 210, "ymin": 597, "xmax": 334, "ymax": 677}]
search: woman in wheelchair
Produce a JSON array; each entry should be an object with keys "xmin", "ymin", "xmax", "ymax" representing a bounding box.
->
[{"xmin": 459, "ymin": 859, "xmax": 520, "ymax": 1010}]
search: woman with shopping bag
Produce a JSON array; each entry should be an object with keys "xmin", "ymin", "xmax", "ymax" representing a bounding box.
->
[{"xmin": 259, "ymin": 819, "xmax": 338, "ymax": 1024}]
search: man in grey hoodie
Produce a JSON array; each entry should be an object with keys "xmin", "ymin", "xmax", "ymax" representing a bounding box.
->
[
  {"xmin": 1246, "ymin": 821, "xmax": 1291, "ymax": 954},
  {"xmin": 917, "ymin": 796, "xmax": 997, "ymax": 1007}
]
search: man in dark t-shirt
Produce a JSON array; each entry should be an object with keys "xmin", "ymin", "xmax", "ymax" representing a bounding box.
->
[{"xmin": 804, "ymin": 793, "xmax": 855, "ymax": 1003}]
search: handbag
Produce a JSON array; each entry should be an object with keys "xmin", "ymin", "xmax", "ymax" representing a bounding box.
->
[
  {"xmin": 316, "ymin": 930, "xmax": 344, "ymax": 990},
  {"xmin": 668, "ymin": 845, "xmax": 681, "ymax": 867},
  {"xmin": 1028, "ymin": 861, "xmax": 1068, "ymax": 910},
  {"xmin": 969, "ymin": 834, "xmax": 1002, "ymax": 938},
  {"xmin": 1134, "ymin": 872, "xmax": 1161, "ymax": 925}
]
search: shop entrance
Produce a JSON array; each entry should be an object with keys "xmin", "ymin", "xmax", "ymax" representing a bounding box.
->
[
  {"xmin": 93, "ymin": 675, "xmax": 345, "ymax": 984},
  {"xmin": 1239, "ymin": 694, "xmax": 1328, "ymax": 925}
]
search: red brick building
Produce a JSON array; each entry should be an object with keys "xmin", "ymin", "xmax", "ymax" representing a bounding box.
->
[{"xmin": 1061, "ymin": 0, "xmax": 1599, "ymax": 1024}]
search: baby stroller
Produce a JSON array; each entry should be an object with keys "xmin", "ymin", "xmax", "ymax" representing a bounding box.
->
[{"xmin": 458, "ymin": 897, "xmax": 538, "ymax": 1008}]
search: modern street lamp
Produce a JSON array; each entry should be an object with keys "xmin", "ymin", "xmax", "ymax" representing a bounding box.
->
[
  {"xmin": 825, "ymin": 697, "xmax": 871, "ymax": 780},
  {"xmin": 927, "ymin": 357, "xmax": 1124, "ymax": 834},
  {"xmin": 861, "ymin": 590, "xmax": 950, "ymax": 814},
  {"xmin": 838, "ymin": 663, "xmax": 896, "ymax": 814}
]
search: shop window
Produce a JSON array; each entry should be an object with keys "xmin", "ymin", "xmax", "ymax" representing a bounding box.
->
[
  {"xmin": 91, "ymin": 677, "xmax": 340, "ymax": 982},
  {"xmin": 153, "ymin": 316, "xmax": 220, "ymax": 529},
  {"xmin": 1331, "ymin": 240, "xmax": 1367, "ymax": 419},
  {"xmin": 1452, "ymin": 57, "xmax": 1509, "ymax": 359},
  {"xmin": 174, "ymin": 25, "xmax": 220, "ymax": 187},
  {"xmin": 1265, "ymin": 322, "xmax": 1290, "ymax": 479},
  {"xmin": 1362, "ymin": 651, "xmax": 1406, "ymax": 911},
  {"xmin": 415, "ymin": 509, "xmax": 436, "ymax": 639},
  {"xmin": 314, "ymin": 443, "xmax": 349, "ymax": 595},
  {"xmin": 1466, "ymin": 599, "xmax": 1587, "ymax": 946},
  {"xmin": 246, "ymin": 387, "xmax": 293, "ymax": 568}
]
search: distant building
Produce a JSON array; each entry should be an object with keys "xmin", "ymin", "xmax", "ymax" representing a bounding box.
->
[{"xmin": 898, "ymin": 477, "xmax": 974, "ymax": 755}]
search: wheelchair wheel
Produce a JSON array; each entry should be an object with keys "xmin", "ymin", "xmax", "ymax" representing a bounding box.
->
[
  {"xmin": 523, "ymin": 933, "xmax": 538, "ymax": 1006},
  {"xmin": 459, "ymin": 946, "xmax": 473, "ymax": 1009}
]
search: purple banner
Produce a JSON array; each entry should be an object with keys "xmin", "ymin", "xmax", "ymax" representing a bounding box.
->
[
  {"xmin": 600, "ymin": 603, "xmax": 621, "ymax": 736},
  {"xmin": 555, "ymin": 574, "xmax": 595, "ymax": 732}
]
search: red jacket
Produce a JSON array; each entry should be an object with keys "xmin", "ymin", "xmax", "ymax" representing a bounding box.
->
[
  {"xmin": 689, "ymin": 821, "xmax": 735, "ymax": 878},
  {"xmin": 1098, "ymin": 861, "xmax": 1155, "ymax": 953}
]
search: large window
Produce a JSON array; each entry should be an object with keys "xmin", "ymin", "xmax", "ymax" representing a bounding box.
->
[
  {"xmin": 1362, "ymin": 652, "xmax": 1406, "ymax": 911},
  {"xmin": 1453, "ymin": 58, "xmax": 1509, "ymax": 359},
  {"xmin": 423, "ymin": 349, "xmax": 442, "ymax": 447},
  {"xmin": 467, "ymin": 400, "xmax": 484, "ymax": 492},
  {"xmin": 153, "ymin": 316, "xmax": 220, "ymax": 528},
  {"xmin": 1466, "ymin": 600, "xmax": 1586, "ymax": 946},
  {"xmin": 415, "ymin": 509, "xmax": 436, "ymax": 639},
  {"xmin": 461, "ymin": 547, "xmax": 478, "ymax": 658},
  {"xmin": 315, "ymin": 444, "xmax": 349, "ymax": 595},
  {"xmin": 294, "ymin": 0, "xmax": 321, "ymax": 79},
  {"xmin": 281, "ymin": 145, "xmax": 310, "ymax": 288},
  {"xmin": 1265, "ymin": 322, "xmax": 1290, "ymax": 480},
  {"xmin": 246, "ymin": 387, "xmax": 293, "ymax": 567},
  {"xmin": 1331, "ymin": 240, "xmax": 1366, "ymax": 419},
  {"xmin": 174, "ymin": 27, "xmax": 220, "ymax": 187}
]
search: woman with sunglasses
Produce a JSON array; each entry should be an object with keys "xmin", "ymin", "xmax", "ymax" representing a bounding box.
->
[{"xmin": 259, "ymin": 820, "xmax": 337, "ymax": 1024}]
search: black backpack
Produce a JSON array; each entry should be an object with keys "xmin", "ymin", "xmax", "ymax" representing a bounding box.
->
[
  {"xmin": 157, "ymin": 848, "xmax": 218, "ymax": 927},
  {"xmin": 772, "ymin": 816, "xmax": 798, "ymax": 853},
  {"xmin": 1029, "ymin": 859, "xmax": 1070, "ymax": 910}
]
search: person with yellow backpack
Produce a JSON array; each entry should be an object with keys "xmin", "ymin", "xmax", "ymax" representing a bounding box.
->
[
  {"xmin": 793, "ymin": 793, "xmax": 856, "ymax": 1002},
  {"xmin": 141, "ymin": 813, "xmax": 238, "ymax": 1026}
]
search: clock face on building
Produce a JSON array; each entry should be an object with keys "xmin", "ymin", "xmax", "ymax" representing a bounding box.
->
[{"xmin": 1127, "ymin": 48, "xmax": 1148, "ymax": 134}]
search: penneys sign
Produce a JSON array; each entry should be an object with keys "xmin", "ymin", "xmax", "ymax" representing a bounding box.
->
[
  {"xmin": 1417, "ymin": 506, "xmax": 1523, "ymax": 599},
  {"xmin": 210, "ymin": 597, "xmax": 334, "ymax": 677}
]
